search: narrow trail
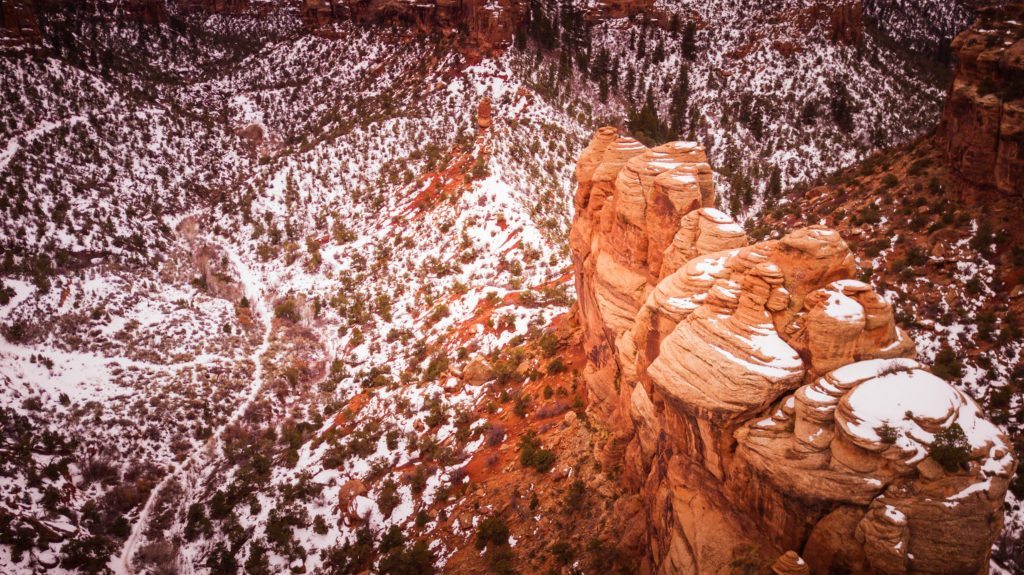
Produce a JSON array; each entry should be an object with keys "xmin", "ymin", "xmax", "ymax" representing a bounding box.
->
[{"xmin": 111, "ymin": 239, "xmax": 274, "ymax": 575}]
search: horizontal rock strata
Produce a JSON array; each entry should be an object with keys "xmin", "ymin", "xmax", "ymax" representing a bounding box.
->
[{"xmin": 569, "ymin": 126, "xmax": 1015, "ymax": 574}]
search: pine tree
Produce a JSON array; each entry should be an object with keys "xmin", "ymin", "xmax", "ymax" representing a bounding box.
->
[
  {"xmin": 652, "ymin": 39, "xmax": 665, "ymax": 64},
  {"xmin": 768, "ymin": 166, "xmax": 782, "ymax": 199},
  {"xmin": 682, "ymin": 21, "xmax": 698, "ymax": 59},
  {"xmin": 669, "ymin": 64, "xmax": 690, "ymax": 136},
  {"xmin": 628, "ymin": 88, "xmax": 670, "ymax": 145},
  {"xmin": 830, "ymin": 79, "xmax": 855, "ymax": 133}
]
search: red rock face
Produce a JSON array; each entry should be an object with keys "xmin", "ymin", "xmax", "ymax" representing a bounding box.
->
[
  {"xmin": 124, "ymin": 0, "xmax": 169, "ymax": 24},
  {"xmin": 1, "ymin": 0, "xmax": 41, "ymax": 45},
  {"xmin": 302, "ymin": 0, "xmax": 525, "ymax": 56},
  {"xmin": 589, "ymin": 0, "xmax": 653, "ymax": 20},
  {"xmin": 830, "ymin": 0, "xmax": 863, "ymax": 44},
  {"xmin": 176, "ymin": 0, "xmax": 253, "ymax": 15},
  {"xmin": 942, "ymin": 4, "xmax": 1024, "ymax": 198},
  {"xmin": 571, "ymin": 126, "xmax": 1014, "ymax": 574}
]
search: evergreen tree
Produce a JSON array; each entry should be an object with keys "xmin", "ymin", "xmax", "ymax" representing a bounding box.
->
[
  {"xmin": 669, "ymin": 64, "xmax": 690, "ymax": 136},
  {"xmin": 670, "ymin": 14, "xmax": 682, "ymax": 35},
  {"xmin": 624, "ymin": 66, "xmax": 636, "ymax": 100},
  {"xmin": 768, "ymin": 166, "xmax": 782, "ymax": 199},
  {"xmin": 628, "ymin": 88, "xmax": 671, "ymax": 145},
  {"xmin": 652, "ymin": 39, "xmax": 665, "ymax": 64},
  {"xmin": 590, "ymin": 48, "xmax": 610, "ymax": 82},
  {"xmin": 682, "ymin": 21, "xmax": 698, "ymax": 59},
  {"xmin": 830, "ymin": 79, "xmax": 855, "ymax": 133}
]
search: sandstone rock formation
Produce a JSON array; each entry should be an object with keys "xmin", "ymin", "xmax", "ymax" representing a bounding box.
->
[
  {"xmin": 0, "ymin": 0, "xmax": 41, "ymax": 45},
  {"xmin": 176, "ymin": 0, "xmax": 252, "ymax": 15},
  {"xmin": 589, "ymin": 0, "xmax": 652, "ymax": 20},
  {"xmin": 942, "ymin": 4, "xmax": 1024, "ymax": 197},
  {"xmin": 124, "ymin": 0, "xmax": 169, "ymax": 24},
  {"xmin": 302, "ymin": 0, "xmax": 523, "ymax": 56},
  {"xmin": 477, "ymin": 97, "xmax": 492, "ymax": 129},
  {"xmin": 570, "ymin": 126, "xmax": 1014, "ymax": 574},
  {"xmin": 829, "ymin": 0, "xmax": 863, "ymax": 44}
]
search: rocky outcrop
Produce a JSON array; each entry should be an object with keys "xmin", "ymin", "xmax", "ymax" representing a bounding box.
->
[
  {"xmin": 589, "ymin": 0, "xmax": 652, "ymax": 20},
  {"xmin": 570, "ymin": 126, "xmax": 1014, "ymax": 574},
  {"xmin": 0, "ymin": 0, "xmax": 41, "ymax": 45},
  {"xmin": 477, "ymin": 97, "xmax": 492, "ymax": 129},
  {"xmin": 124, "ymin": 0, "xmax": 168, "ymax": 24},
  {"xmin": 942, "ymin": 4, "xmax": 1024, "ymax": 197},
  {"xmin": 830, "ymin": 0, "xmax": 863, "ymax": 44},
  {"xmin": 175, "ymin": 0, "xmax": 252, "ymax": 15},
  {"xmin": 302, "ymin": 0, "xmax": 524, "ymax": 56}
]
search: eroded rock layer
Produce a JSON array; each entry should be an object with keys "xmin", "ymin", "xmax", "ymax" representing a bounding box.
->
[
  {"xmin": 570, "ymin": 126, "xmax": 1014, "ymax": 574},
  {"xmin": 1, "ymin": 0, "xmax": 41, "ymax": 45},
  {"xmin": 301, "ymin": 0, "xmax": 524, "ymax": 55},
  {"xmin": 942, "ymin": 4, "xmax": 1024, "ymax": 197}
]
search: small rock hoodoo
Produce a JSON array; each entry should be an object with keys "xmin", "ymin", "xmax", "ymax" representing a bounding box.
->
[{"xmin": 569, "ymin": 127, "xmax": 1015, "ymax": 574}]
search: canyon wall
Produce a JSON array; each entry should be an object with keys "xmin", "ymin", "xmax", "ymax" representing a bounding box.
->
[
  {"xmin": 301, "ymin": 0, "xmax": 525, "ymax": 55},
  {"xmin": 0, "ymin": 0, "xmax": 41, "ymax": 45},
  {"xmin": 943, "ymin": 4, "xmax": 1024, "ymax": 197},
  {"xmin": 569, "ymin": 127, "xmax": 1015, "ymax": 574}
]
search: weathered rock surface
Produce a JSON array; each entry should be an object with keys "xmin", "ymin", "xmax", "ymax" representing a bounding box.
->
[
  {"xmin": 175, "ymin": 0, "xmax": 253, "ymax": 15},
  {"xmin": 589, "ymin": 0, "xmax": 652, "ymax": 20},
  {"xmin": 942, "ymin": 4, "xmax": 1024, "ymax": 197},
  {"xmin": 830, "ymin": 0, "xmax": 863, "ymax": 44},
  {"xmin": 302, "ymin": 0, "xmax": 524, "ymax": 56},
  {"xmin": 570, "ymin": 126, "xmax": 1015, "ymax": 574},
  {"xmin": 123, "ymin": 0, "xmax": 169, "ymax": 23},
  {"xmin": 0, "ymin": 0, "xmax": 41, "ymax": 45}
]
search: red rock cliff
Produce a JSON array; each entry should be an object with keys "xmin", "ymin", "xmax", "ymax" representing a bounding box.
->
[
  {"xmin": 569, "ymin": 127, "xmax": 1015, "ymax": 574},
  {"xmin": 1, "ymin": 0, "xmax": 41, "ymax": 45},
  {"xmin": 943, "ymin": 3, "xmax": 1024, "ymax": 198},
  {"xmin": 302, "ymin": 0, "xmax": 524, "ymax": 56}
]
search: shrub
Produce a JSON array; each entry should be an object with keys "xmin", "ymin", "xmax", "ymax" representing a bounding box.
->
[
  {"xmin": 565, "ymin": 479, "xmax": 586, "ymax": 511},
  {"xmin": 876, "ymin": 423, "xmax": 898, "ymax": 444},
  {"xmin": 379, "ymin": 540, "xmax": 436, "ymax": 575},
  {"xmin": 538, "ymin": 332, "xmax": 559, "ymax": 357},
  {"xmin": 519, "ymin": 432, "xmax": 555, "ymax": 473},
  {"xmin": 932, "ymin": 344, "xmax": 964, "ymax": 382},
  {"xmin": 476, "ymin": 516, "xmax": 509, "ymax": 550},
  {"xmin": 485, "ymin": 545, "xmax": 516, "ymax": 575},
  {"xmin": 273, "ymin": 298, "xmax": 300, "ymax": 322},
  {"xmin": 858, "ymin": 204, "xmax": 881, "ymax": 225},
  {"xmin": 377, "ymin": 478, "xmax": 401, "ymax": 517},
  {"xmin": 483, "ymin": 423, "xmax": 506, "ymax": 446},
  {"xmin": 184, "ymin": 503, "xmax": 212, "ymax": 541},
  {"xmin": 546, "ymin": 357, "xmax": 567, "ymax": 375},
  {"xmin": 61, "ymin": 535, "xmax": 116, "ymax": 573},
  {"xmin": 906, "ymin": 246, "xmax": 928, "ymax": 267},
  {"xmin": 729, "ymin": 544, "xmax": 768, "ymax": 575},
  {"xmin": 550, "ymin": 540, "xmax": 575, "ymax": 565},
  {"xmin": 423, "ymin": 353, "xmax": 450, "ymax": 382},
  {"xmin": 930, "ymin": 423, "xmax": 972, "ymax": 472}
]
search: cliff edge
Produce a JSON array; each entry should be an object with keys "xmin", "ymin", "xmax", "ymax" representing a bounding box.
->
[{"xmin": 569, "ymin": 126, "xmax": 1015, "ymax": 574}]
